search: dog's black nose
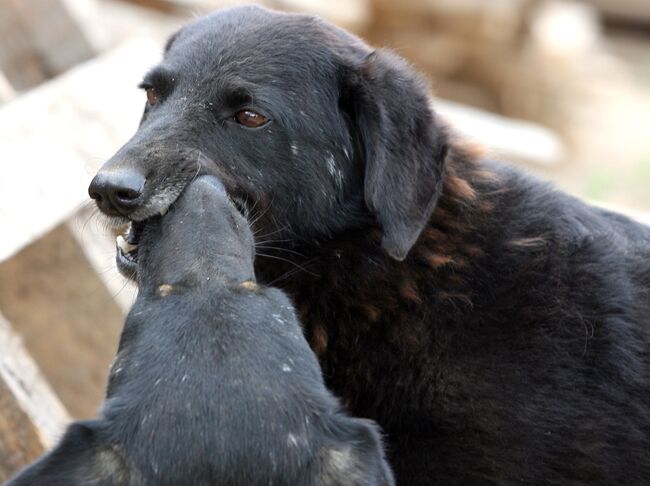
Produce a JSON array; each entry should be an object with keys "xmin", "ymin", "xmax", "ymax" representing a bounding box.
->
[{"xmin": 89, "ymin": 169, "xmax": 145, "ymax": 215}]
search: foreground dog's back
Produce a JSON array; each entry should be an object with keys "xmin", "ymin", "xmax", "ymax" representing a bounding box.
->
[{"xmin": 7, "ymin": 176, "xmax": 393, "ymax": 486}]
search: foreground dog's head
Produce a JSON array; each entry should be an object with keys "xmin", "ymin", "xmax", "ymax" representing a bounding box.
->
[
  {"xmin": 9, "ymin": 176, "xmax": 394, "ymax": 485},
  {"xmin": 135, "ymin": 174, "xmax": 255, "ymax": 289},
  {"xmin": 89, "ymin": 5, "xmax": 448, "ymax": 278}
]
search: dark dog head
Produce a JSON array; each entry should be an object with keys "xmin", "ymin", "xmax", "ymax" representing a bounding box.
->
[
  {"xmin": 133, "ymin": 175, "xmax": 255, "ymax": 289},
  {"xmin": 89, "ymin": 5, "xmax": 448, "ymax": 278}
]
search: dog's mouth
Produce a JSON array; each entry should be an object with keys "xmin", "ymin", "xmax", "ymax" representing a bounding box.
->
[
  {"xmin": 115, "ymin": 220, "xmax": 147, "ymax": 277},
  {"xmin": 113, "ymin": 194, "xmax": 250, "ymax": 280}
]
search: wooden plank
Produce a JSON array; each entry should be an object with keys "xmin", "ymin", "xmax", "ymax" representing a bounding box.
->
[
  {"xmin": 0, "ymin": 225, "xmax": 125, "ymax": 419},
  {"xmin": 0, "ymin": 71, "xmax": 16, "ymax": 103},
  {"xmin": 0, "ymin": 1, "xmax": 47, "ymax": 90},
  {"xmin": 0, "ymin": 311, "xmax": 70, "ymax": 482},
  {"xmin": 586, "ymin": 0, "xmax": 650, "ymax": 23},
  {"xmin": 5, "ymin": 0, "xmax": 94, "ymax": 86},
  {"xmin": 67, "ymin": 208, "xmax": 138, "ymax": 314},
  {"xmin": 433, "ymin": 98, "xmax": 567, "ymax": 167},
  {"xmin": 0, "ymin": 38, "xmax": 161, "ymax": 263},
  {"xmin": 0, "ymin": 0, "xmax": 95, "ymax": 91}
]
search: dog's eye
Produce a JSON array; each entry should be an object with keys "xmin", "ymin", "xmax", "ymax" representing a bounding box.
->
[
  {"xmin": 235, "ymin": 110, "xmax": 269, "ymax": 128},
  {"xmin": 145, "ymin": 87, "xmax": 158, "ymax": 106}
]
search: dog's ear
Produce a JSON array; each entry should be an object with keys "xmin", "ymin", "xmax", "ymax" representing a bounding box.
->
[{"xmin": 343, "ymin": 49, "xmax": 448, "ymax": 261}]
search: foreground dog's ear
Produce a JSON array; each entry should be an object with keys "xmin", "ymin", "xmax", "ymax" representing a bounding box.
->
[
  {"xmin": 6, "ymin": 422, "xmax": 131, "ymax": 485},
  {"xmin": 345, "ymin": 49, "xmax": 448, "ymax": 261}
]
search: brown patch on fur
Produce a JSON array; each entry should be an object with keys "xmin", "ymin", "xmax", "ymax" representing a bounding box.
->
[
  {"xmin": 310, "ymin": 324, "xmax": 329, "ymax": 356},
  {"xmin": 362, "ymin": 304, "xmax": 381, "ymax": 322},
  {"xmin": 425, "ymin": 253, "xmax": 456, "ymax": 268},
  {"xmin": 473, "ymin": 168, "xmax": 501, "ymax": 183},
  {"xmin": 399, "ymin": 279, "xmax": 421, "ymax": 303},
  {"xmin": 444, "ymin": 174, "xmax": 477, "ymax": 202},
  {"xmin": 437, "ymin": 291, "xmax": 473, "ymax": 308},
  {"xmin": 479, "ymin": 200, "xmax": 495, "ymax": 213},
  {"xmin": 157, "ymin": 284, "xmax": 173, "ymax": 297},
  {"xmin": 431, "ymin": 205, "xmax": 453, "ymax": 221},
  {"xmin": 457, "ymin": 139, "xmax": 487, "ymax": 160},
  {"xmin": 448, "ymin": 274, "xmax": 466, "ymax": 286},
  {"xmin": 462, "ymin": 245, "xmax": 484, "ymax": 258},
  {"xmin": 390, "ymin": 328, "xmax": 424, "ymax": 353},
  {"xmin": 423, "ymin": 227, "xmax": 449, "ymax": 243}
]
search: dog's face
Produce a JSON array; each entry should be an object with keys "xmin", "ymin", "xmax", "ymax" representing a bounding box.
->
[{"xmin": 89, "ymin": 5, "xmax": 449, "ymax": 279}]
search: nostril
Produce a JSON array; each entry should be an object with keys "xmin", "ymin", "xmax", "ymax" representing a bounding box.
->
[
  {"xmin": 116, "ymin": 188, "xmax": 141, "ymax": 201},
  {"xmin": 88, "ymin": 189, "xmax": 103, "ymax": 202}
]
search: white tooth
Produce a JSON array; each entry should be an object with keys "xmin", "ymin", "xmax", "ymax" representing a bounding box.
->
[
  {"xmin": 116, "ymin": 235, "xmax": 138, "ymax": 253},
  {"xmin": 160, "ymin": 207, "xmax": 168, "ymax": 216}
]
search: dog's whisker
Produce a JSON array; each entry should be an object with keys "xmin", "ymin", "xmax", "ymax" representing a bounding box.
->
[
  {"xmin": 254, "ymin": 251, "xmax": 319, "ymax": 278},
  {"xmin": 249, "ymin": 199, "xmax": 273, "ymax": 228},
  {"xmin": 267, "ymin": 258, "xmax": 319, "ymax": 286},
  {"xmin": 254, "ymin": 225, "xmax": 290, "ymax": 240},
  {"xmin": 254, "ymin": 244, "xmax": 306, "ymax": 258}
]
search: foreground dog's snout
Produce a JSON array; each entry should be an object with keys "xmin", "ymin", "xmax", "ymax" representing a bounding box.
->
[{"xmin": 88, "ymin": 168, "xmax": 145, "ymax": 216}]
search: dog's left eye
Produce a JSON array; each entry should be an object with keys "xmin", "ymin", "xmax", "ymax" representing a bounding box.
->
[{"xmin": 235, "ymin": 110, "xmax": 269, "ymax": 128}]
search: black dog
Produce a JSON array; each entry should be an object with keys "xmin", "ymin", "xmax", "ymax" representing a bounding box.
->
[
  {"xmin": 8, "ymin": 176, "xmax": 394, "ymax": 485},
  {"xmin": 88, "ymin": 6, "xmax": 650, "ymax": 485}
]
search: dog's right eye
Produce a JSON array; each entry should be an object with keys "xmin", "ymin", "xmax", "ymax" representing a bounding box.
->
[
  {"xmin": 234, "ymin": 110, "xmax": 269, "ymax": 128},
  {"xmin": 145, "ymin": 87, "xmax": 158, "ymax": 106}
]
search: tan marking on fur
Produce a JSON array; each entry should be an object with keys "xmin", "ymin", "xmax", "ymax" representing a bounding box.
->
[
  {"xmin": 157, "ymin": 284, "xmax": 173, "ymax": 297},
  {"xmin": 473, "ymin": 168, "xmax": 501, "ymax": 183},
  {"xmin": 462, "ymin": 245, "xmax": 484, "ymax": 258},
  {"xmin": 395, "ymin": 327, "xmax": 425, "ymax": 352},
  {"xmin": 438, "ymin": 291, "xmax": 473, "ymax": 307},
  {"xmin": 451, "ymin": 257, "xmax": 468, "ymax": 268},
  {"xmin": 445, "ymin": 175, "xmax": 477, "ymax": 202},
  {"xmin": 310, "ymin": 324, "xmax": 329, "ymax": 356},
  {"xmin": 432, "ymin": 206, "xmax": 453, "ymax": 220},
  {"xmin": 423, "ymin": 227, "xmax": 449, "ymax": 243},
  {"xmin": 458, "ymin": 140, "xmax": 487, "ymax": 160},
  {"xmin": 399, "ymin": 279, "xmax": 421, "ymax": 303},
  {"xmin": 480, "ymin": 200, "xmax": 495, "ymax": 213},
  {"xmin": 363, "ymin": 304, "xmax": 381, "ymax": 322},
  {"xmin": 448, "ymin": 274, "xmax": 466, "ymax": 286},
  {"xmin": 434, "ymin": 213, "xmax": 470, "ymax": 232},
  {"xmin": 425, "ymin": 253, "xmax": 456, "ymax": 268},
  {"xmin": 509, "ymin": 237, "xmax": 547, "ymax": 248},
  {"xmin": 240, "ymin": 280, "xmax": 258, "ymax": 291}
]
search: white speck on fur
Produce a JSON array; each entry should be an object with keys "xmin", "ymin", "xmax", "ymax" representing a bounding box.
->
[
  {"xmin": 290, "ymin": 142, "xmax": 299, "ymax": 156},
  {"xmin": 282, "ymin": 363, "xmax": 292, "ymax": 372},
  {"xmin": 327, "ymin": 153, "xmax": 336, "ymax": 176},
  {"xmin": 326, "ymin": 153, "xmax": 343, "ymax": 188},
  {"xmin": 287, "ymin": 433, "xmax": 299, "ymax": 447}
]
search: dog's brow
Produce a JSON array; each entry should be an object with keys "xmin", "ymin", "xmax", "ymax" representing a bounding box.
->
[
  {"xmin": 224, "ymin": 85, "xmax": 254, "ymax": 107},
  {"xmin": 141, "ymin": 66, "xmax": 177, "ymax": 88}
]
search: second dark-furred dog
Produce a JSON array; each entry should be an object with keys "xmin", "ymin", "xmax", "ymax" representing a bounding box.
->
[
  {"xmin": 88, "ymin": 6, "xmax": 650, "ymax": 485},
  {"xmin": 8, "ymin": 176, "xmax": 393, "ymax": 485}
]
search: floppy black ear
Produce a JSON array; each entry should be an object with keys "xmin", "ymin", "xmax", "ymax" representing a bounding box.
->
[{"xmin": 347, "ymin": 49, "xmax": 448, "ymax": 261}]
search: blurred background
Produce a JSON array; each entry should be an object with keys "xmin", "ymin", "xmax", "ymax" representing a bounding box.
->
[{"xmin": 1, "ymin": 0, "xmax": 649, "ymax": 479}]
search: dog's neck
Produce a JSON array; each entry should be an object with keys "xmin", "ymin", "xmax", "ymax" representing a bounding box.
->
[{"xmin": 255, "ymin": 141, "xmax": 499, "ymax": 357}]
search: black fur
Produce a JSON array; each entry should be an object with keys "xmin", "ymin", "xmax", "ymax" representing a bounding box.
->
[
  {"xmin": 88, "ymin": 6, "xmax": 650, "ymax": 485},
  {"xmin": 7, "ymin": 176, "xmax": 394, "ymax": 485}
]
